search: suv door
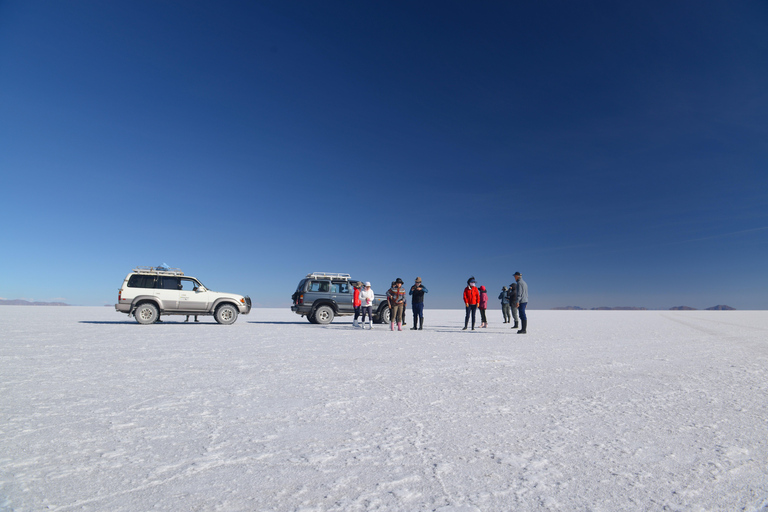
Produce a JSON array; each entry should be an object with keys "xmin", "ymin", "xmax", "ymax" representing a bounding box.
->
[
  {"xmin": 331, "ymin": 281, "xmax": 353, "ymax": 314},
  {"xmin": 157, "ymin": 276, "xmax": 182, "ymax": 311},
  {"xmin": 179, "ymin": 278, "xmax": 209, "ymax": 311}
]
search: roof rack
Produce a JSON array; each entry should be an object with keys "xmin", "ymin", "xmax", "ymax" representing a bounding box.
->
[
  {"xmin": 305, "ymin": 272, "xmax": 351, "ymax": 280},
  {"xmin": 133, "ymin": 266, "xmax": 185, "ymax": 276}
]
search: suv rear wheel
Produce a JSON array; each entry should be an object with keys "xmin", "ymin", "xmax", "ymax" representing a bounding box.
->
[
  {"xmin": 215, "ymin": 304, "xmax": 238, "ymax": 325},
  {"xmin": 378, "ymin": 305, "xmax": 391, "ymax": 324},
  {"xmin": 314, "ymin": 305, "xmax": 334, "ymax": 324},
  {"xmin": 134, "ymin": 303, "xmax": 159, "ymax": 324}
]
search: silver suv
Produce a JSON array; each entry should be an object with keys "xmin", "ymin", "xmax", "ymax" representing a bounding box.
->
[
  {"xmin": 291, "ymin": 272, "xmax": 390, "ymax": 324},
  {"xmin": 115, "ymin": 267, "xmax": 251, "ymax": 324}
]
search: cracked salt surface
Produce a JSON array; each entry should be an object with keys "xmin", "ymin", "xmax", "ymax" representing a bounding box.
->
[{"xmin": 1, "ymin": 307, "xmax": 768, "ymax": 511}]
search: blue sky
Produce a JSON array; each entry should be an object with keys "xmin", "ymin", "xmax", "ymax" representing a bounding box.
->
[{"xmin": 1, "ymin": 1, "xmax": 767, "ymax": 310}]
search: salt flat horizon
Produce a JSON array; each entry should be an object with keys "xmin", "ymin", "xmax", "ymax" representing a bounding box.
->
[{"xmin": 2, "ymin": 307, "xmax": 767, "ymax": 511}]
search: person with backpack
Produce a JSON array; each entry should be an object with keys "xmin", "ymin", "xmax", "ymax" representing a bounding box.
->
[
  {"xmin": 478, "ymin": 285, "xmax": 489, "ymax": 328},
  {"xmin": 409, "ymin": 277, "xmax": 428, "ymax": 330},
  {"xmin": 387, "ymin": 278, "xmax": 406, "ymax": 331},
  {"xmin": 499, "ymin": 286, "xmax": 511, "ymax": 323},
  {"xmin": 463, "ymin": 277, "xmax": 480, "ymax": 330},
  {"xmin": 507, "ymin": 281, "xmax": 519, "ymax": 329}
]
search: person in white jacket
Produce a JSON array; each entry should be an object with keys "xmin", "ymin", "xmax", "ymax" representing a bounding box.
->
[{"xmin": 359, "ymin": 282, "xmax": 375, "ymax": 329}]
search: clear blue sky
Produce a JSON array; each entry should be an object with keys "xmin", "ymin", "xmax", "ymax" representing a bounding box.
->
[{"xmin": 2, "ymin": 1, "xmax": 767, "ymax": 310}]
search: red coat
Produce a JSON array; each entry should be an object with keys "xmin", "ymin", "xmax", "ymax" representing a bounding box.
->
[
  {"xmin": 463, "ymin": 286, "xmax": 480, "ymax": 306},
  {"xmin": 353, "ymin": 287, "xmax": 361, "ymax": 307}
]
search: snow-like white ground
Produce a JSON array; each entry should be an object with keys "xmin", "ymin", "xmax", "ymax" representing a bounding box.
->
[{"xmin": 1, "ymin": 306, "xmax": 767, "ymax": 512}]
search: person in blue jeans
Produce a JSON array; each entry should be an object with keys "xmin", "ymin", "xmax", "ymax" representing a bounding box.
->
[
  {"xmin": 409, "ymin": 277, "xmax": 428, "ymax": 330},
  {"xmin": 514, "ymin": 272, "xmax": 528, "ymax": 334}
]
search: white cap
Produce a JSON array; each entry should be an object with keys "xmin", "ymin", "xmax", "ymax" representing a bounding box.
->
[{"xmin": 365, "ymin": 281, "xmax": 371, "ymax": 286}]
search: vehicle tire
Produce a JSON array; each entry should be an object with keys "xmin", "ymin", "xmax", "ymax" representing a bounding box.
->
[
  {"xmin": 134, "ymin": 303, "xmax": 159, "ymax": 324},
  {"xmin": 378, "ymin": 305, "xmax": 391, "ymax": 324},
  {"xmin": 314, "ymin": 305, "xmax": 334, "ymax": 324},
  {"xmin": 307, "ymin": 314, "xmax": 317, "ymax": 323},
  {"xmin": 214, "ymin": 304, "xmax": 239, "ymax": 325}
]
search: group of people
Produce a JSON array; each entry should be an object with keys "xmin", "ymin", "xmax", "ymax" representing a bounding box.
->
[
  {"xmin": 350, "ymin": 273, "xmax": 528, "ymax": 333},
  {"xmin": 462, "ymin": 272, "xmax": 527, "ymax": 333},
  {"xmin": 351, "ymin": 277, "xmax": 429, "ymax": 331}
]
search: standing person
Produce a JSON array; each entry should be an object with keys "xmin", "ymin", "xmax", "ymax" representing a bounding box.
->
[
  {"xmin": 352, "ymin": 281, "xmax": 362, "ymax": 328},
  {"xmin": 478, "ymin": 285, "xmax": 489, "ymax": 327},
  {"xmin": 463, "ymin": 277, "xmax": 480, "ymax": 330},
  {"xmin": 359, "ymin": 282, "xmax": 375, "ymax": 329},
  {"xmin": 507, "ymin": 281, "xmax": 519, "ymax": 329},
  {"xmin": 409, "ymin": 277, "xmax": 428, "ymax": 330},
  {"xmin": 387, "ymin": 278, "xmax": 406, "ymax": 331},
  {"xmin": 499, "ymin": 286, "xmax": 511, "ymax": 323},
  {"xmin": 514, "ymin": 272, "xmax": 528, "ymax": 334}
]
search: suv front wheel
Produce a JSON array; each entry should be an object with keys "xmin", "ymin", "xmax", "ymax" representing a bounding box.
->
[
  {"xmin": 215, "ymin": 304, "xmax": 239, "ymax": 325},
  {"xmin": 314, "ymin": 305, "xmax": 334, "ymax": 324}
]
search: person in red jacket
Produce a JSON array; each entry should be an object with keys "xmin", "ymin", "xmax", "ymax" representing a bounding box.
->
[
  {"xmin": 478, "ymin": 285, "xmax": 489, "ymax": 328},
  {"xmin": 463, "ymin": 276, "xmax": 480, "ymax": 330},
  {"xmin": 352, "ymin": 281, "xmax": 362, "ymax": 328}
]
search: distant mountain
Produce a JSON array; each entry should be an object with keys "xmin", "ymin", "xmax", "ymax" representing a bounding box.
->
[
  {"xmin": 551, "ymin": 305, "xmax": 737, "ymax": 311},
  {"xmin": 591, "ymin": 307, "xmax": 647, "ymax": 311},
  {"xmin": 0, "ymin": 299, "xmax": 69, "ymax": 306},
  {"xmin": 551, "ymin": 306, "xmax": 648, "ymax": 310}
]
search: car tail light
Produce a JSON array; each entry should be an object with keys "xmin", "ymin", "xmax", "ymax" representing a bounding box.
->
[
  {"xmin": 118, "ymin": 290, "xmax": 122, "ymax": 301},
  {"xmin": 299, "ymin": 294, "xmax": 304, "ymax": 305}
]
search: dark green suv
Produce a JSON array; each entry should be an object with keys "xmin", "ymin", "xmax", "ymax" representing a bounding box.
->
[{"xmin": 291, "ymin": 272, "xmax": 390, "ymax": 324}]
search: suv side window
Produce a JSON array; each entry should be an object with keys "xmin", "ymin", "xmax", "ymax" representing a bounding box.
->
[
  {"xmin": 160, "ymin": 277, "xmax": 181, "ymax": 290},
  {"xmin": 179, "ymin": 278, "xmax": 199, "ymax": 291},
  {"xmin": 333, "ymin": 282, "xmax": 350, "ymax": 293},
  {"xmin": 309, "ymin": 281, "xmax": 329, "ymax": 292},
  {"xmin": 128, "ymin": 274, "xmax": 157, "ymax": 289}
]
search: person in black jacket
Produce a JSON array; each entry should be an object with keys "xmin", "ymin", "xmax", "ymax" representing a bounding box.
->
[{"xmin": 409, "ymin": 277, "xmax": 428, "ymax": 330}]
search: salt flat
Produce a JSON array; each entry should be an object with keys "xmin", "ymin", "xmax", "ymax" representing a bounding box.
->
[{"xmin": 1, "ymin": 306, "xmax": 767, "ymax": 511}]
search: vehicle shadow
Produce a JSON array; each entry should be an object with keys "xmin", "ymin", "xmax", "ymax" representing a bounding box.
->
[
  {"xmin": 248, "ymin": 321, "xmax": 312, "ymax": 325},
  {"xmin": 79, "ymin": 321, "xmax": 213, "ymax": 325},
  {"xmin": 80, "ymin": 321, "xmax": 136, "ymax": 324}
]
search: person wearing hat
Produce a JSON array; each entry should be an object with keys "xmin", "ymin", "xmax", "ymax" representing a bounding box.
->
[
  {"xmin": 387, "ymin": 278, "xmax": 406, "ymax": 331},
  {"xmin": 514, "ymin": 272, "xmax": 528, "ymax": 334},
  {"xmin": 409, "ymin": 277, "xmax": 429, "ymax": 330},
  {"xmin": 507, "ymin": 281, "xmax": 519, "ymax": 329},
  {"xmin": 359, "ymin": 282, "xmax": 375, "ymax": 329},
  {"xmin": 499, "ymin": 286, "xmax": 511, "ymax": 324},
  {"xmin": 463, "ymin": 277, "xmax": 480, "ymax": 330}
]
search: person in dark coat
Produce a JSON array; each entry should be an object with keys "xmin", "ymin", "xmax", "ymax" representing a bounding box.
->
[
  {"xmin": 409, "ymin": 277, "xmax": 428, "ymax": 330},
  {"xmin": 507, "ymin": 281, "xmax": 519, "ymax": 329},
  {"xmin": 499, "ymin": 286, "xmax": 511, "ymax": 323}
]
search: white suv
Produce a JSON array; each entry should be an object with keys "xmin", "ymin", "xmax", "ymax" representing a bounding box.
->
[{"xmin": 115, "ymin": 267, "xmax": 251, "ymax": 324}]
